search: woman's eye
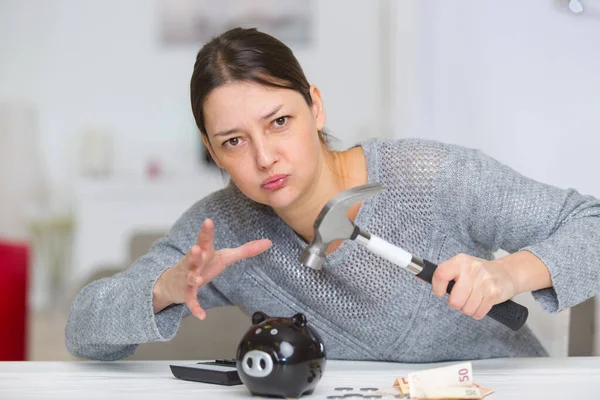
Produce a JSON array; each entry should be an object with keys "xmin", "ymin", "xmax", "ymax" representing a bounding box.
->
[
  {"xmin": 273, "ymin": 116, "xmax": 289, "ymax": 128},
  {"xmin": 224, "ymin": 137, "xmax": 241, "ymax": 147}
]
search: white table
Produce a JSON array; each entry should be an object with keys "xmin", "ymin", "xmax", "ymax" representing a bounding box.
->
[{"xmin": 1, "ymin": 358, "xmax": 599, "ymax": 399}]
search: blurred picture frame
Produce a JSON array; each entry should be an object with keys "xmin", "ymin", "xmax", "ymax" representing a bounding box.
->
[{"xmin": 158, "ymin": 0, "xmax": 313, "ymax": 48}]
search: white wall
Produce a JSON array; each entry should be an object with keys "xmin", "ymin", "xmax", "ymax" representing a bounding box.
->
[
  {"xmin": 391, "ymin": 0, "xmax": 600, "ymax": 355},
  {"xmin": 0, "ymin": 0, "xmax": 387, "ymax": 213},
  {"xmin": 392, "ymin": 0, "xmax": 600, "ymax": 193}
]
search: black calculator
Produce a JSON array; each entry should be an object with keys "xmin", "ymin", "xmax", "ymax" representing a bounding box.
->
[{"xmin": 169, "ymin": 359, "xmax": 242, "ymax": 386}]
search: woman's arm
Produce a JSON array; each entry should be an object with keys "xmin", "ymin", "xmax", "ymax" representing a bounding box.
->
[
  {"xmin": 433, "ymin": 145, "xmax": 600, "ymax": 314},
  {"xmin": 494, "ymin": 250, "xmax": 552, "ymax": 294},
  {"xmin": 65, "ymin": 208, "xmax": 231, "ymax": 361}
]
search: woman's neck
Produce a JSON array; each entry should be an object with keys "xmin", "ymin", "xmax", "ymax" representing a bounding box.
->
[{"xmin": 274, "ymin": 145, "xmax": 367, "ymax": 248}]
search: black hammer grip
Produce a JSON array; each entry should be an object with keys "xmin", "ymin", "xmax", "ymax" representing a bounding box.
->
[{"xmin": 416, "ymin": 259, "xmax": 529, "ymax": 331}]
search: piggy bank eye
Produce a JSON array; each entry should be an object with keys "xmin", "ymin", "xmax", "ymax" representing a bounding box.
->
[
  {"xmin": 270, "ymin": 328, "xmax": 278, "ymax": 335},
  {"xmin": 252, "ymin": 311, "xmax": 269, "ymax": 325}
]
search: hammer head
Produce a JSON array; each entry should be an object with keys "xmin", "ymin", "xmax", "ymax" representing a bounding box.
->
[{"xmin": 300, "ymin": 183, "xmax": 386, "ymax": 270}]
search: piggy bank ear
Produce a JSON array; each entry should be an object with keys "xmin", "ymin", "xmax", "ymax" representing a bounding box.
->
[
  {"xmin": 292, "ymin": 313, "xmax": 307, "ymax": 327},
  {"xmin": 252, "ymin": 311, "xmax": 269, "ymax": 325}
]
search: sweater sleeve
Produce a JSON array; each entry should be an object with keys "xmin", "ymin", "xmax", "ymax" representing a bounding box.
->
[
  {"xmin": 65, "ymin": 202, "xmax": 231, "ymax": 361},
  {"xmin": 435, "ymin": 145, "xmax": 600, "ymax": 314}
]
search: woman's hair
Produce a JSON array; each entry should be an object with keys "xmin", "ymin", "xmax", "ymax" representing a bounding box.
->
[{"xmin": 190, "ymin": 27, "xmax": 330, "ymax": 145}]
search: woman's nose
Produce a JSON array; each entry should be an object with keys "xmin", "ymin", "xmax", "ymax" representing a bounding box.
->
[{"xmin": 255, "ymin": 138, "xmax": 277, "ymax": 169}]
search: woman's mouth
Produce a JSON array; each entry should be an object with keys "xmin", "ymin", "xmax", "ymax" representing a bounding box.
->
[{"xmin": 261, "ymin": 174, "xmax": 289, "ymax": 191}]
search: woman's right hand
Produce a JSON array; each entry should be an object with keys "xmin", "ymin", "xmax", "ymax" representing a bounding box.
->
[{"xmin": 152, "ymin": 218, "xmax": 271, "ymax": 319}]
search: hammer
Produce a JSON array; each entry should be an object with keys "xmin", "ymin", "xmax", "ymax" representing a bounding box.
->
[{"xmin": 300, "ymin": 182, "xmax": 529, "ymax": 331}]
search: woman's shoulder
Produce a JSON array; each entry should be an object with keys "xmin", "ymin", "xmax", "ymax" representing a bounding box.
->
[
  {"xmin": 360, "ymin": 137, "xmax": 451, "ymax": 174},
  {"xmin": 361, "ymin": 136, "xmax": 489, "ymax": 171},
  {"xmin": 362, "ymin": 136, "xmax": 459, "ymax": 155}
]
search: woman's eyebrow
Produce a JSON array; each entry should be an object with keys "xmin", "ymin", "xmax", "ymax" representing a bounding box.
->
[
  {"xmin": 213, "ymin": 128, "xmax": 238, "ymax": 138},
  {"xmin": 260, "ymin": 105, "xmax": 283, "ymax": 121},
  {"xmin": 213, "ymin": 105, "xmax": 284, "ymax": 138}
]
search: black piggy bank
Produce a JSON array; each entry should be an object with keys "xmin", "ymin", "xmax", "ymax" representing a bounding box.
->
[{"xmin": 236, "ymin": 311, "xmax": 326, "ymax": 398}]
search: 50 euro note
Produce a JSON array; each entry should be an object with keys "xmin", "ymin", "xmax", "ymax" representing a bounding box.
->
[
  {"xmin": 376, "ymin": 384, "xmax": 493, "ymax": 399},
  {"xmin": 411, "ymin": 383, "xmax": 493, "ymax": 399},
  {"xmin": 407, "ymin": 362, "xmax": 473, "ymax": 391},
  {"xmin": 380, "ymin": 362, "xmax": 494, "ymax": 399}
]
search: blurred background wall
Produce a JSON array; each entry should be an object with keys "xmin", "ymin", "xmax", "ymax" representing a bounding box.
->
[{"xmin": 0, "ymin": 0, "xmax": 598, "ymax": 360}]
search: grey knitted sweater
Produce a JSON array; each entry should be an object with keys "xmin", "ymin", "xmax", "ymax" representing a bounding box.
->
[{"xmin": 66, "ymin": 138, "xmax": 600, "ymax": 362}]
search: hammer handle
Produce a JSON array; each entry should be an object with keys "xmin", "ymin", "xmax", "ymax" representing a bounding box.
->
[
  {"xmin": 416, "ymin": 259, "xmax": 529, "ymax": 332},
  {"xmin": 362, "ymin": 234, "xmax": 528, "ymax": 331}
]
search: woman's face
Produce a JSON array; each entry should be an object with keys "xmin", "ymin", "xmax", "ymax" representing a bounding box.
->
[{"xmin": 202, "ymin": 81, "xmax": 326, "ymax": 210}]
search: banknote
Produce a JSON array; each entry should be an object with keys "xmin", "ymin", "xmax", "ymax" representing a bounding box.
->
[
  {"xmin": 387, "ymin": 362, "xmax": 494, "ymax": 399},
  {"xmin": 407, "ymin": 362, "xmax": 473, "ymax": 393},
  {"xmin": 375, "ymin": 384, "xmax": 493, "ymax": 399},
  {"xmin": 412, "ymin": 383, "xmax": 494, "ymax": 399}
]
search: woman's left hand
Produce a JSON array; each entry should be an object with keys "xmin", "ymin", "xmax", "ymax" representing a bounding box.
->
[{"xmin": 431, "ymin": 253, "xmax": 519, "ymax": 320}]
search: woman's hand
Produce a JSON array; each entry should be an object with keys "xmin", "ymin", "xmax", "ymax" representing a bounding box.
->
[
  {"xmin": 431, "ymin": 253, "xmax": 520, "ymax": 320},
  {"xmin": 153, "ymin": 218, "xmax": 271, "ymax": 319}
]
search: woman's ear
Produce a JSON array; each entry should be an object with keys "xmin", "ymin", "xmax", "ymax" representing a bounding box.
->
[
  {"xmin": 201, "ymin": 134, "xmax": 223, "ymax": 168},
  {"xmin": 309, "ymin": 85, "xmax": 326, "ymax": 132}
]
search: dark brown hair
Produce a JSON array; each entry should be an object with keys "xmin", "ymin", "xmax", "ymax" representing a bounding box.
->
[{"xmin": 190, "ymin": 27, "xmax": 330, "ymax": 145}]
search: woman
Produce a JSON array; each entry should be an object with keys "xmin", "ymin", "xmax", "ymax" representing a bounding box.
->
[{"xmin": 66, "ymin": 27, "xmax": 600, "ymax": 362}]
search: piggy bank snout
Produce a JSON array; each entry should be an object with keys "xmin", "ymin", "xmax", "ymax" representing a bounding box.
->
[{"xmin": 241, "ymin": 350, "xmax": 274, "ymax": 378}]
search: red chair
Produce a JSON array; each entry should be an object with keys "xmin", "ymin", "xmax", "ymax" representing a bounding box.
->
[{"xmin": 0, "ymin": 240, "xmax": 29, "ymax": 361}]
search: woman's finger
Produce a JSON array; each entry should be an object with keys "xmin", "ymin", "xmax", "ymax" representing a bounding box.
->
[
  {"xmin": 447, "ymin": 275, "xmax": 473, "ymax": 311},
  {"xmin": 187, "ymin": 244, "xmax": 203, "ymax": 274},
  {"xmin": 216, "ymin": 239, "xmax": 272, "ymax": 268},
  {"xmin": 461, "ymin": 285, "xmax": 483, "ymax": 317},
  {"xmin": 471, "ymin": 278, "xmax": 502, "ymax": 319},
  {"xmin": 184, "ymin": 277, "xmax": 206, "ymax": 320},
  {"xmin": 197, "ymin": 219, "xmax": 215, "ymax": 254},
  {"xmin": 472, "ymin": 294, "xmax": 496, "ymax": 320},
  {"xmin": 431, "ymin": 259, "xmax": 459, "ymax": 297},
  {"xmin": 196, "ymin": 239, "xmax": 271, "ymax": 285}
]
